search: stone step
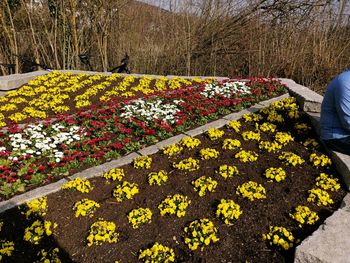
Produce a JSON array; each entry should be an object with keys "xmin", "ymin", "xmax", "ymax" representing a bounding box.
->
[
  {"xmin": 287, "ymin": 79, "xmax": 350, "ymax": 263},
  {"xmin": 0, "ymin": 70, "xmax": 49, "ymax": 91},
  {"xmin": 294, "ymin": 193, "xmax": 350, "ymax": 263},
  {"xmin": 279, "ymin": 78, "xmax": 323, "ymax": 113}
]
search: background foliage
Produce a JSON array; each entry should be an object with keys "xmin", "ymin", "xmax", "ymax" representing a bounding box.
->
[{"xmin": 0, "ymin": 0, "xmax": 349, "ymax": 93}]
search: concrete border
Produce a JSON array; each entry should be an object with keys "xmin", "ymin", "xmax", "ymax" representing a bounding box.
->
[
  {"xmin": 280, "ymin": 78, "xmax": 350, "ymax": 263},
  {"xmin": 279, "ymin": 78, "xmax": 323, "ymax": 113},
  {"xmin": 0, "ymin": 70, "xmax": 49, "ymax": 91},
  {"xmin": 0, "ymin": 179, "xmax": 67, "ymax": 214}
]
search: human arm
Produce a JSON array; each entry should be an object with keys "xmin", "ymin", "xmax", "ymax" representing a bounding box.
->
[{"xmin": 334, "ymin": 77, "xmax": 350, "ymax": 132}]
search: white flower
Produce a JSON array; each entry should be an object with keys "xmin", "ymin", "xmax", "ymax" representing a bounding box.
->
[
  {"xmin": 8, "ymin": 122, "xmax": 83, "ymax": 162},
  {"xmin": 20, "ymin": 144, "xmax": 27, "ymax": 150},
  {"xmin": 120, "ymin": 98, "xmax": 182, "ymax": 124},
  {"xmin": 200, "ymin": 81, "xmax": 251, "ymax": 98}
]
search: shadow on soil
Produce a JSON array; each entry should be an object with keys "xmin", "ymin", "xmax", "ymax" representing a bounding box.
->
[{"xmin": 0, "ymin": 205, "xmax": 74, "ymax": 263}]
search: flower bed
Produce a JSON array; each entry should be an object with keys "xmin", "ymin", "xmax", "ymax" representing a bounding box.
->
[
  {"xmin": 0, "ymin": 74, "xmax": 286, "ymax": 199},
  {"xmin": 0, "ymin": 97, "xmax": 346, "ymax": 262}
]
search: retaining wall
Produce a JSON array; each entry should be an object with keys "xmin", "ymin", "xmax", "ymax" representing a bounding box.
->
[{"xmin": 0, "ymin": 73, "xmax": 348, "ymax": 263}]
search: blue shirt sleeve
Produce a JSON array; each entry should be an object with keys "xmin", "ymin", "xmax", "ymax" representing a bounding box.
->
[{"xmin": 334, "ymin": 76, "xmax": 350, "ymax": 132}]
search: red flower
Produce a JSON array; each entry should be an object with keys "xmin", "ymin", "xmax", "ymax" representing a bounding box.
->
[
  {"xmin": 38, "ymin": 164, "xmax": 44, "ymax": 172},
  {"xmin": 145, "ymin": 128, "xmax": 156, "ymax": 135},
  {"xmin": 24, "ymin": 175, "xmax": 32, "ymax": 180}
]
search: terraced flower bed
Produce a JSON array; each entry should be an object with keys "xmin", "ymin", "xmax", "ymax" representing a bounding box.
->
[
  {"xmin": 0, "ymin": 72, "xmax": 212, "ymax": 125},
  {"xmin": 0, "ymin": 97, "xmax": 346, "ymax": 262},
  {"xmin": 0, "ymin": 72, "xmax": 286, "ymax": 198}
]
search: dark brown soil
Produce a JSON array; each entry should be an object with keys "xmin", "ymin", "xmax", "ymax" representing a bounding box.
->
[{"xmin": 0, "ymin": 113, "xmax": 346, "ymax": 263}]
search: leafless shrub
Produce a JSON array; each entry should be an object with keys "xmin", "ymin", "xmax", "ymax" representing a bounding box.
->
[{"xmin": 0, "ymin": 0, "xmax": 349, "ymax": 93}]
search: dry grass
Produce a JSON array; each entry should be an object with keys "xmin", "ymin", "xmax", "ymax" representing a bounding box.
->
[{"xmin": 0, "ymin": 0, "xmax": 349, "ymax": 94}]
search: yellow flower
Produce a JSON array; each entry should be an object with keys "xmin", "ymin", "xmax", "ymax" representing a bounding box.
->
[
  {"xmin": 24, "ymin": 220, "xmax": 57, "ymax": 245},
  {"xmin": 243, "ymin": 113, "xmax": 263, "ymax": 122},
  {"xmin": 216, "ymin": 164, "xmax": 239, "ymax": 179},
  {"xmin": 127, "ymin": 207, "xmax": 153, "ymax": 229},
  {"xmin": 236, "ymin": 181, "xmax": 266, "ymax": 201},
  {"xmin": 184, "ymin": 219, "xmax": 219, "ymax": 251},
  {"xmin": 181, "ymin": 137, "xmax": 201, "ymax": 149},
  {"xmin": 113, "ymin": 181, "xmax": 139, "ymax": 202},
  {"xmin": 158, "ymin": 194, "xmax": 191, "ymax": 217},
  {"xmin": 227, "ymin": 120, "xmax": 241, "ymax": 132},
  {"xmin": 242, "ymin": 130, "xmax": 261, "ymax": 141},
  {"xmin": 216, "ymin": 199, "xmax": 242, "ymax": 224},
  {"xmin": 278, "ymin": 152, "xmax": 304, "ymax": 166},
  {"xmin": 309, "ymin": 153, "xmax": 332, "ymax": 167},
  {"xmin": 315, "ymin": 173, "xmax": 340, "ymax": 192},
  {"xmin": 200, "ymin": 148, "xmax": 220, "ymax": 160},
  {"xmin": 86, "ymin": 219, "xmax": 119, "ymax": 246},
  {"xmin": 235, "ymin": 150, "xmax": 258, "ymax": 162},
  {"xmin": 21, "ymin": 197, "xmax": 48, "ymax": 219},
  {"xmin": 258, "ymin": 122, "xmax": 277, "ymax": 133},
  {"xmin": 207, "ymin": 127, "xmax": 224, "ymax": 140},
  {"xmin": 8, "ymin": 112, "xmax": 28, "ymax": 122},
  {"xmin": 148, "ymin": 170, "xmax": 168, "ymax": 186},
  {"xmin": 307, "ymin": 188, "xmax": 334, "ymax": 206},
  {"xmin": 62, "ymin": 177, "xmax": 93, "ymax": 193},
  {"xmin": 173, "ymin": 157, "xmax": 200, "ymax": 171},
  {"xmin": 102, "ymin": 168, "xmax": 125, "ymax": 181},
  {"xmin": 73, "ymin": 199, "xmax": 100, "ymax": 217},
  {"xmin": 192, "ymin": 176, "xmax": 218, "ymax": 197},
  {"xmin": 303, "ymin": 138, "xmax": 319, "ymax": 149},
  {"xmin": 0, "ymin": 240, "xmax": 15, "ymax": 259},
  {"xmin": 134, "ymin": 156, "xmax": 152, "ymax": 169},
  {"xmin": 264, "ymin": 167, "xmax": 286, "ymax": 182},
  {"xmin": 139, "ymin": 242, "xmax": 175, "ymax": 263},
  {"xmin": 222, "ymin": 139, "xmax": 241, "ymax": 150},
  {"xmin": 289, "ymin": 205, "xmax": 319, "ymax": 227},
  {"xmin": 262, "ymin": 226, "xmax": 295, "ymax": 250},
  {"xmin": 275, "ymin": 132, "xmax": 294, "ymax": 145},
  {"xmin": 259, "ymin": 141, "xmax": 282, "ymax": 152},
  {"xmin": 162, "ymin": 144, "xmax": 183, "ymax": 157}
]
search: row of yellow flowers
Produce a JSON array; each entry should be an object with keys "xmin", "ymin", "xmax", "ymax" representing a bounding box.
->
[{"xmin": 0, "ymin": 71, "xmax": 210, "ymax": 126}]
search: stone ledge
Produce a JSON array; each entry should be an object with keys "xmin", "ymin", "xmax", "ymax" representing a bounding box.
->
[
  {"xmin": 294, "ymin": 208, "xmax": 350, "ymax": 263},
  {"xmin": 328, "ymin": 151, "xmax": 350, "ymax": 191},
  {"xmin": 340, "ymin": 193, "xmax": 350, "ymax": 212},
  {"xmin": 292, "ymin": 82, "xmax": 350, "ymax": 263},
  {"xmin": 222, "ymin": 109, "xmax": 251, "ymax": 121},
  {"xmin": 304, "ymin": 111, "xmax": 350, "ymax": 191},
  {"xmin": 0, "ymin": 70, "xmax": 49, "ymax": 91},
  {"xmin": 258, "ymin": 93, "xmax": 290, "ymax": 107},
  {"xmin": 155, "ymin": 134, "xmax": 187, "ymax": 149},
  {"xmin": 184, "ymin": 119, "xmax": 228, "ymax": 137},
  {"xmin": 68, "ymin": 152, "xmax": 140, "ymax": 180},
  {"xmin": 138, "ymin": 145, "xmax": 159, "ymax": 156},
  {"xmin": 280, "ymin": 78, "xmax": 323, "ymax": 113},
  {"xmin": 305, "ymin": 112, "xmax": 321, "ymax": 135}
]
